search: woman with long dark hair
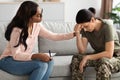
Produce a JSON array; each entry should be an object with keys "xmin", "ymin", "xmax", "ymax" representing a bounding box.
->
[
  {"xmin": 71, "ymin": 9, "xmax": 120, "ymax": 80},
  {"xmin": 0, "ymin": 1, "xmax": 74, "ymax": 80}
]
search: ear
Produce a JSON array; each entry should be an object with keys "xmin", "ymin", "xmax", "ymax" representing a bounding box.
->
[{"xmin": 90, "ymin": 17, "xmax": 95, "ymax": 22}]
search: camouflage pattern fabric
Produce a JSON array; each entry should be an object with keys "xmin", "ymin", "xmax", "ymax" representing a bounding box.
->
[{"xmin": 70, "ymin": 53, "xmax": 120, "ymax": 80}]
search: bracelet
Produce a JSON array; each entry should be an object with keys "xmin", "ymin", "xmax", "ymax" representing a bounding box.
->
[{"xmin": 73, "ymin": 31, "xmax": 80, "ymax": 36}]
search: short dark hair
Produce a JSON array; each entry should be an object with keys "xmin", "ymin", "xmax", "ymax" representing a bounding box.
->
[
  {"xmin": 88, "ymin": 7, "xmax": 96, "ymax": 15},
  {"xmin": 76, "ymin": 9, "xmax": 93, "ymax": 24}
]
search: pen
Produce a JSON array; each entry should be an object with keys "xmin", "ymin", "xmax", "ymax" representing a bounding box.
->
[{"xmin": 49, "ymin": 50, "xmax": 51, "ymax": 57}]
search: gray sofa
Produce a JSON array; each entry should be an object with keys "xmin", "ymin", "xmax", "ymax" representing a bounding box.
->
[{"xmin": 0, "ymin": 21, "xmax": 120, "ymax": 80}]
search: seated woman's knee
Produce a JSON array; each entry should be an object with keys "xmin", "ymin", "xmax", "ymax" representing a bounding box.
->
[{"xmin": 34, "ymin": 60, "xmax": 48, "ymax": 69}]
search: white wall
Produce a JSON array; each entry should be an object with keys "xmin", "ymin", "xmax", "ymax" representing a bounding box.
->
[
  {"xmin": 0, "ymin": 0, "xmax": 13, "ymax": 2},
  {"xmin": 113, "ymin": 0, "xmax": 120, "ymax": 7},
  {"xmin": 61, "ymin": 0, "xmax": 102, "ymax": 22},
  {"xmin": 0, "ymin": 2, "xmax": 64, "ymax": 22},
  {"xmin": 0, "ymin": 0, "xmax": 119, "ymax": 22},
  {"xmin": 0, "ymin": 0, "xmax": 102, "ymax": 22}
]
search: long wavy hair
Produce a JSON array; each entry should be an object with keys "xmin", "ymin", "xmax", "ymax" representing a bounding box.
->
[{"xmin": 5, "ymin": 1, "xmax": 39, "ymax": 50}]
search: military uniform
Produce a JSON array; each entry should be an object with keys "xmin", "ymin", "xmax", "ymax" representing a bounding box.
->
[{"xmin": 71, "ymin": 20, "xmax": 120, "ymax": 80}]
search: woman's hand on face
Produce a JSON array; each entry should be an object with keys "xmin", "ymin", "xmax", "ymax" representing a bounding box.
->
[
  {"xmin": 74, "ymin": 24, "xmax": 83, "ymax": 33},
  {"xmin": 79, "ymin": 55, "xmax": 89, "ymax": 73},
  {"xmin": 31, "ymin": 53, "xmax": 52, "ymax": 62}
]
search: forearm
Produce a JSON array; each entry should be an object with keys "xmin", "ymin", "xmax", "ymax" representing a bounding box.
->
[
  {"xmin": 75, "ymin": 32, "xmax": 85, "ymax": 53},
  {"xmin": 57, "ymin": 32, "xmax": 74, "ymax": 41},
  {"xmin": 39, "ymin": 25, "xmax": 74, "ymax": 41},
  {"xmin": 31, "ymin": 54, "xmax": 40, "ymax": 60},
  {"xmin": 87, "ymin": 51, "xmax": 113, "ymax": 60}
]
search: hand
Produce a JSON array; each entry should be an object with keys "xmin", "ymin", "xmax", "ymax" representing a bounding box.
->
[
  {"xmin": 39, "ymin": 53, "xmax": 52, "ymax": 62},
  {"xmin": 79, "ymin": 56, "xmax": 89, "ymax": 73},
  {"xmin": 74, "ymin": 24, "xmax": 83, "ymax": 33},
  {"xmin": 31, "ymin": 53, "xmax": 52, "ymax": 62}
]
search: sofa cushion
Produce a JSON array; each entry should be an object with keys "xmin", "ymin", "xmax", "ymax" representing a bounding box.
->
[
  {"xmin": 0, "ymin": 22, "xmax": 8, "ymax": 55},
  {"xmin": 0, "ymin": 70, "xmax": 28, "ymax": 80},
  {"xmin": 38, "ymin": 21, "xmax": 94, "ymax": 55},
  {"xmin": 51, "ymin": 55, "xmax": 72, "ymax": 77},
  {"xmin": 38, "ymin": 21, "xmax": 78, "ymax": 55}
]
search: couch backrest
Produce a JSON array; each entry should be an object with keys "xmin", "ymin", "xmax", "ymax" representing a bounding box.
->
[
  {"xmin": 1, "ymin": 20, "xmax": 117, "ymax": 56},
  {"xmin": 0, "ymin": 22, "xmax": 8, "ymax": 54},
  {"xmin": 38, "ymin": 22, "xmax": 77, "ymax": 55}
]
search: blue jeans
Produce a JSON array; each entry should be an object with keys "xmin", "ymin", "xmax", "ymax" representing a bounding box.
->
[{"xmin": 0, "ymin": 57, "xmax": 54, "ymax": 80}]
